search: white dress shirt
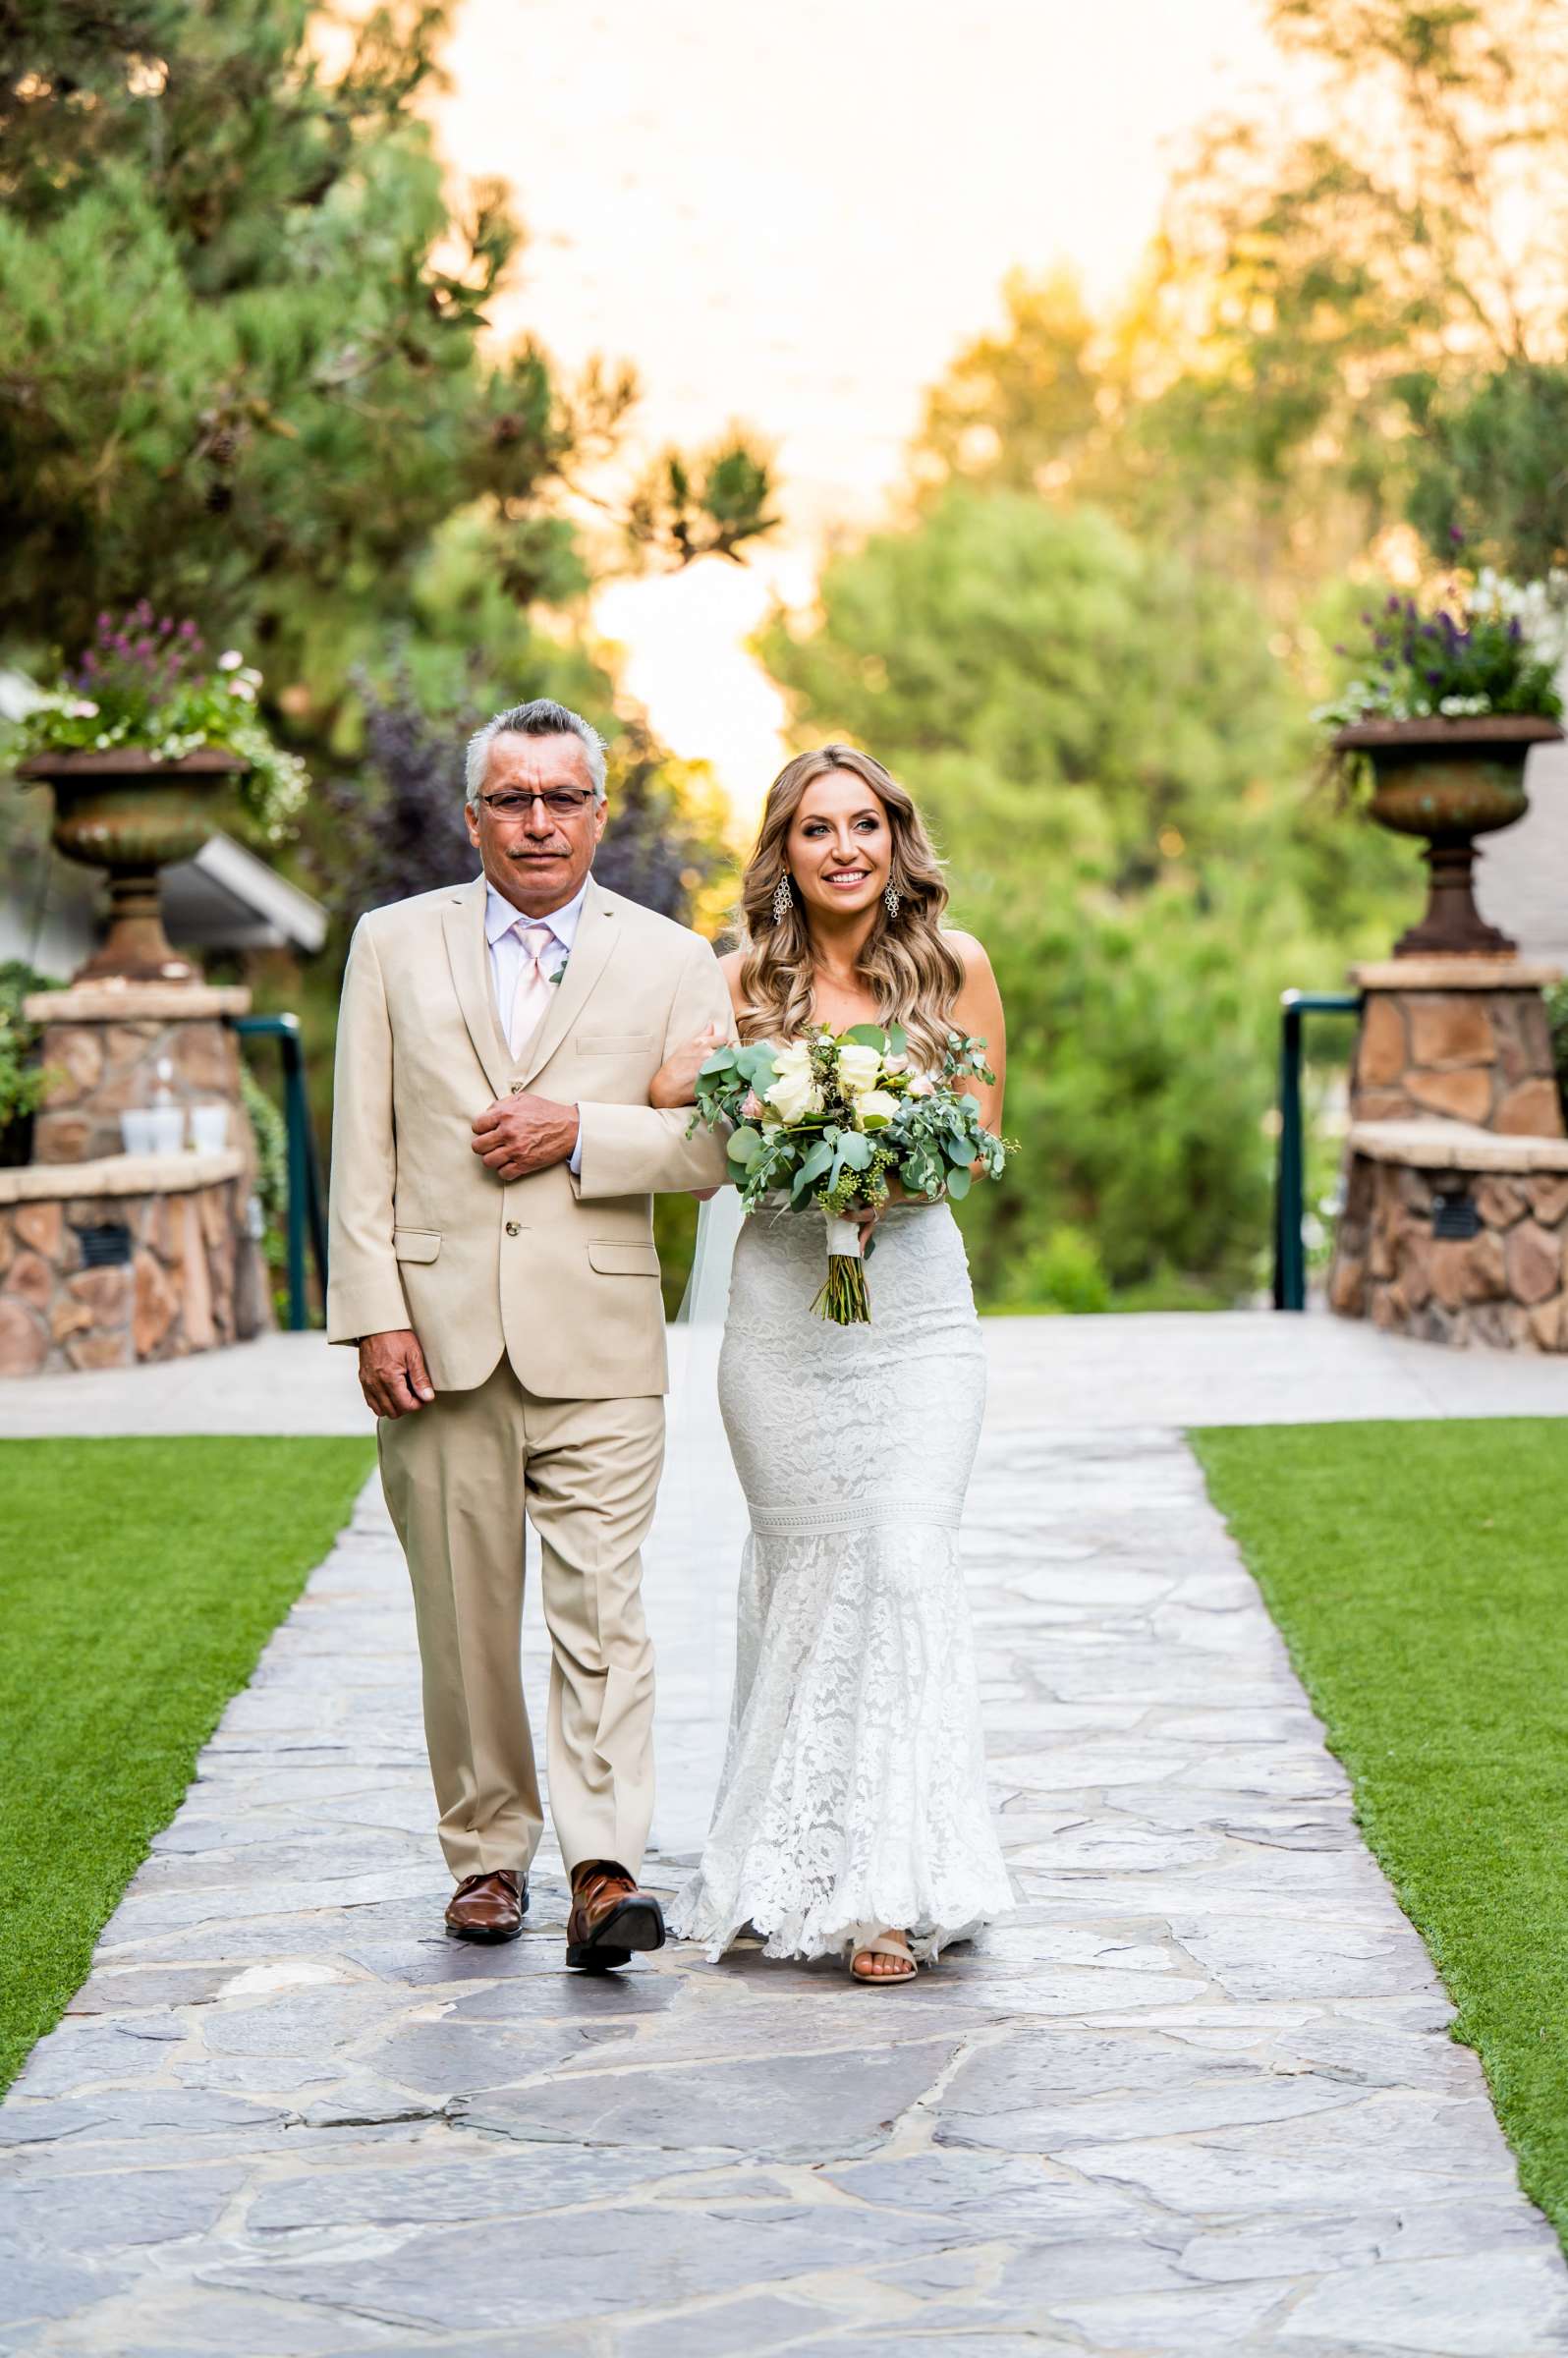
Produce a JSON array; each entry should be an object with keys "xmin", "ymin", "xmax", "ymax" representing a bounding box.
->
[{"xmin": 484, "ymin": 876, "xmax": 588, "ymax": 1172}]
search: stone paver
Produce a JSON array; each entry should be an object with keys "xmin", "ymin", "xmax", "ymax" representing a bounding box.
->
[
  {"xmin": 3, "ymin": 1358, "xmax": 1568, "ymax": 2350},
  {"xmin": 3, "ymin": 1309, "xmax": 1568, "ymax": 1437}
]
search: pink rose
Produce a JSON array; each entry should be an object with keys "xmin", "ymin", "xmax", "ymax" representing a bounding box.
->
[{"xmin": 741, "ymin": 1090, "xmax": 763, "ymax": 1118}]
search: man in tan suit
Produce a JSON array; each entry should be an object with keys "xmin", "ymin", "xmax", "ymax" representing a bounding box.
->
[{"xmin": 327, "ymin": 699, "xmax": 730, "ymax": 1967}]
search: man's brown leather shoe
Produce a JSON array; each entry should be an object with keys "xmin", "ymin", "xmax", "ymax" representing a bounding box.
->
[
  {"xmin": 445, "ymin": 1869, "xmax": 528, "ymax": 1943},
  {"xmin": 566, "ymin": 1859, "xmax": 665, "ymax": 1972}
]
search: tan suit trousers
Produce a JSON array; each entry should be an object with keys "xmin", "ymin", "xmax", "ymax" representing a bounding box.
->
[{"xmin": 377, "ymin": 1360, "xmax": 665, "ymax": 1882}]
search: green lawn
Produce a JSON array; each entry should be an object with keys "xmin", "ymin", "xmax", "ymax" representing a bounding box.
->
[
  {"xmin": 0, "ymin": 1436, "xmax": 374, "ymax": 2095},
  {"xmin": 1193, "ymin": 1418, "xmax": 1568, "ymax": 2243}
]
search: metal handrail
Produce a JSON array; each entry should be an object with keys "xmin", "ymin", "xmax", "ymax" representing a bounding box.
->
[
  {"xmin": 230, "ymin": 1013, "xmax": 327, "ymax": 1331},
  {"xmin": 1274, "ymin": 989, "xmax": 1361, "ymax": 1312}
]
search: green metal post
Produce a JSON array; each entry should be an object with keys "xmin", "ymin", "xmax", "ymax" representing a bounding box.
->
[{"xmin": 1273, "ymin": 990, "xmax": 1360, "ymax": 1312}]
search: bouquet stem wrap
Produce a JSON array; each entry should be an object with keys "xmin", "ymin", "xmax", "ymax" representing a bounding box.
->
[{"xmin": 813, "ymin": 1214, "xmax": 870, "ymax": 1325}]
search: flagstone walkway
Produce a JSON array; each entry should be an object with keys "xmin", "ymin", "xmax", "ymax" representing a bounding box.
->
[{"xmin": 4, "ymin": 1322, "xmax": 1568, "ymax": 2353}]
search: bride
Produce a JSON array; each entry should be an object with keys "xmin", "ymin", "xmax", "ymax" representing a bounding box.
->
[{"xmin": 649, "ymin": 744, "xmax": 1014, "ymax": 1986}]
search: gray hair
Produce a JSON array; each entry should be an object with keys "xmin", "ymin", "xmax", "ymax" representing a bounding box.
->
[{"xmin": 465, "ymin": 699, "xmax": 608, "ymax": 807}]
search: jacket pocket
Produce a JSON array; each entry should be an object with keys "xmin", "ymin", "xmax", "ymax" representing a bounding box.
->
[
  {"xmin": 392, "ymin": 1227, "xmax": 441, "ymax": 1263},
  {"xmin": 587, "ymin": 1239, "xmax": 661, "ymax": 1276},
  {"xmin": 577, "ymin": 1032, "xmax": 658, "ymax": 1054}
]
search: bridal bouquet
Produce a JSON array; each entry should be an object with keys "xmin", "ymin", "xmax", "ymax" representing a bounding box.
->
[{"xmin": 688, "ymin": 1023, "xmax": 1012, "ymax": 1322}]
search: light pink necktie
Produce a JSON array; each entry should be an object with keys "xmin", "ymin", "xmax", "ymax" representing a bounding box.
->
[{"xmin": 507, "ymin": 922, "xmax": 557, "ymax": 1056}]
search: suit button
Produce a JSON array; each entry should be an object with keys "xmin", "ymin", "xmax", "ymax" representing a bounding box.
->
[
  {"xmin": 505, "ymin": 1220, "xmax": 521, "ymax": 1237},
  {"xmin": 509, "ymin": 1081, "xmax": 525, "ymax": 1095}
]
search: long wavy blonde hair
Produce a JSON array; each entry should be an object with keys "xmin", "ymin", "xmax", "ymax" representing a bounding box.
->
[{"xmin": 736, "ymin": 745, "xmax": 965, "ymax": 1068}]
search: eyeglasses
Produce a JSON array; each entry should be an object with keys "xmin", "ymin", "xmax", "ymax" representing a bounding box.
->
[{"xmin": 478, "ymin": 788, "xmax": 595, "ymax": 817}]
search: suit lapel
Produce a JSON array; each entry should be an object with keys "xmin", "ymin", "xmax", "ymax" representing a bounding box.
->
[
  {"xmin": 440, "ymin": 876, "xmax": 514, "ymax": 1103},
  {"xmin": 519, "ymin": 876, "xmax": 618, "ymax": 1087}
]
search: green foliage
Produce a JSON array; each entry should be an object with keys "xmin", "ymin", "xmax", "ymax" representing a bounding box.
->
[
  {"xmin": 0, "ymin": 1, "xmax": 775, "ymax": 867},
  {"xmin": 627, "ymin": 434, "xmax": 782, "ymax": 568},
  {"xmin": 762, "ymin": 489, "xmax": 1311, "ymax": 890},
  {"xmin": 918, "ymin": 268, "xmax": 1102, "ymax": 498},
  {"xmin": 1407, "ymin": 362, "xmax": 1568, "ymax": 580},
  {"xmin": 1003, "ymin": 1226, "xmax": 1112, "ymax": 1317},
  {"xmin": 0, "ymin": 959, "xmax": 60, "ymax": 1164},
  {"xmin": 760, "ymin": 488, "xmax": 1413, "ymax": 1304},
  {"xmin": 0, "ymin": 1434, "xmax": 374, "ymax": 2095},
  {"xmin": 238, "ymin": 1058, "xmax": 289, "ymax": 1271},
  {"xmin": 946, "ymin": 870, "xmax": 1284, "ymax": 1303},
  {"xmin": 1195, "ymin": 1418, "xmax": 1568, "ymax": 2253},
  {"xmin": 1546, "ymin": 982, "xmax": 1568, "ymax": 1122},
  {"xmin": 911, "ymin": 4, "xmax": 1568, "ymax": 599}
]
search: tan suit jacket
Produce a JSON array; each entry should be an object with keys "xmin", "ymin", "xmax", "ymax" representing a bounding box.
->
[{"xmin": 326, "ymin": 872, "xmax": 731, "ymax": 1398}]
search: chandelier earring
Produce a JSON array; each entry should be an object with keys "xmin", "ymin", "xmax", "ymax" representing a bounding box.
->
[
  {"xmin": 770, "ymin": 872, "xmax": 794, "ymax": 925},
  {"xmin": 883, "ymin": 880, "xmax": 902, "ymax": 921}
]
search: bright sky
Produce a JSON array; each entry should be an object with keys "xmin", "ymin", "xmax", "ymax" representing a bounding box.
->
[{"xmin": 437, "ymin": 0, "xmax": 1291, "ymax": 815}]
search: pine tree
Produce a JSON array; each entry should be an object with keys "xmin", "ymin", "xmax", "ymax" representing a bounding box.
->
[{"xmin": 0, "ymin": 2, "xmax": 774, "ymax": 703}]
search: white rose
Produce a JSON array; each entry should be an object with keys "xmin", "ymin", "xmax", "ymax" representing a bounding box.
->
[
  {"xmin": 835, "ymin": 1042, "xmax": 883, "ymax": 1095},
  {"xmin": 764, "ymin": 1042, "xmax": 820, "ymax": 1126},
  {"xmin": 858, "ymin": 1089, "xmax": 900, "ymax": 1127}
]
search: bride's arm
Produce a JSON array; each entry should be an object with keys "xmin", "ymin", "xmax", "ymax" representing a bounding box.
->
[
  {"xmin": 649, "ymin": 949, "xmax": 749, "ymax": 1108},
  {"xmin": 945, "ymin": 930, "xmax": 1007, "ymax": 1151},
  {"xmin": 649, "ymin": 1022, "xmax": 725, "ymax": 1108}
]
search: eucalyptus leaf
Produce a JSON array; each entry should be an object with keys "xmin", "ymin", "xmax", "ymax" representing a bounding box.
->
[
  {"xmin": 945, "ymin": 1166, "xmax": 972, "ymax": 1199},
  {"xmin": 795, "ymin": 1139, "xmax": 834, "ymax": 1192},
  {"xmin": 728, "ymin": 1126, "xmax": 764, "ymax": 1165}
]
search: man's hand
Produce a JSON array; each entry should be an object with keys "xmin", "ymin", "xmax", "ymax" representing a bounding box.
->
[
  {"xmin": 359, "ymin": 1329, "xmax": 435, "ymax": 1419},
  {"xmin": 472, "ymin": 1093, "xmax": 579, "ymax": 1182}
]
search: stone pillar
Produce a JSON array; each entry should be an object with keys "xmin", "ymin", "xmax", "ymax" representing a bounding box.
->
[
  {"xmin": 24, "ymin": 980, "xmax": 254, "ymax": 1164},
  {"xmin": 1347, "ymin": 958, "xmax": 1564, "ymax": 1139}
]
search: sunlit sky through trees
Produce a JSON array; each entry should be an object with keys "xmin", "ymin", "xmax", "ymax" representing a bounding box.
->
[{"xmin": 437, "ymin": 0, "xmax": 1298, "ymax": 814}]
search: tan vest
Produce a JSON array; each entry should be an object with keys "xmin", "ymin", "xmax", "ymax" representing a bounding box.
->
[{"xmin": 326, "ymin": 873, "xmax": 732, "ymax": 1398}]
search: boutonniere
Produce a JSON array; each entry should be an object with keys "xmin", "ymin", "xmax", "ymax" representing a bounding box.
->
[{"xmin": 549, "ymin": 954, "xmax": 569, "ymax": 987}]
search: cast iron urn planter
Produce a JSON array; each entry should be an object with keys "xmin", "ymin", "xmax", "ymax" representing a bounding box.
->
[
  {"xmin": 1334, "ymin": 713, "xmax": 1564, "ymax": 957},
  {"xmin": 18, "ymin": 746, "xmax": 246, "ymax": 983}
]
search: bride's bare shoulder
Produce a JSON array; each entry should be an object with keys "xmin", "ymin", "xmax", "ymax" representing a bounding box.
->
[{"xmin": 942, "ymin": 927, "xmax": 994, "ymax": 978}]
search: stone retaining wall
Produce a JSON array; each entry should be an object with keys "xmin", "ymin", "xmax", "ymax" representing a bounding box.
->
[
  {"xmin": 0, "ymin": 1151, "xmax": 264, "ymax": 1376},
  {"xmin": 1330, "ymin": 1121, "xmax": 1568, "ymax": 1352}
]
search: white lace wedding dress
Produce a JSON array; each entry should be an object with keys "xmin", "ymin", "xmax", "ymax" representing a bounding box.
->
[{"xmin": 670, "ymin": 1199, "xmax": 1014, "ymax": 1963}]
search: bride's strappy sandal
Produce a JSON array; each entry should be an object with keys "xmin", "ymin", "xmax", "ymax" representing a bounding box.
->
[{"xmin": 849, "ymin": 1933, "xmax": 918, "ymax": 1986}]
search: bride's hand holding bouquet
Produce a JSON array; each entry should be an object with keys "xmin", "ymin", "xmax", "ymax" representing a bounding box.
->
[{"xmin": 682, "ymin": 1021, "xmax": 1013, "ymax": 1322}]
